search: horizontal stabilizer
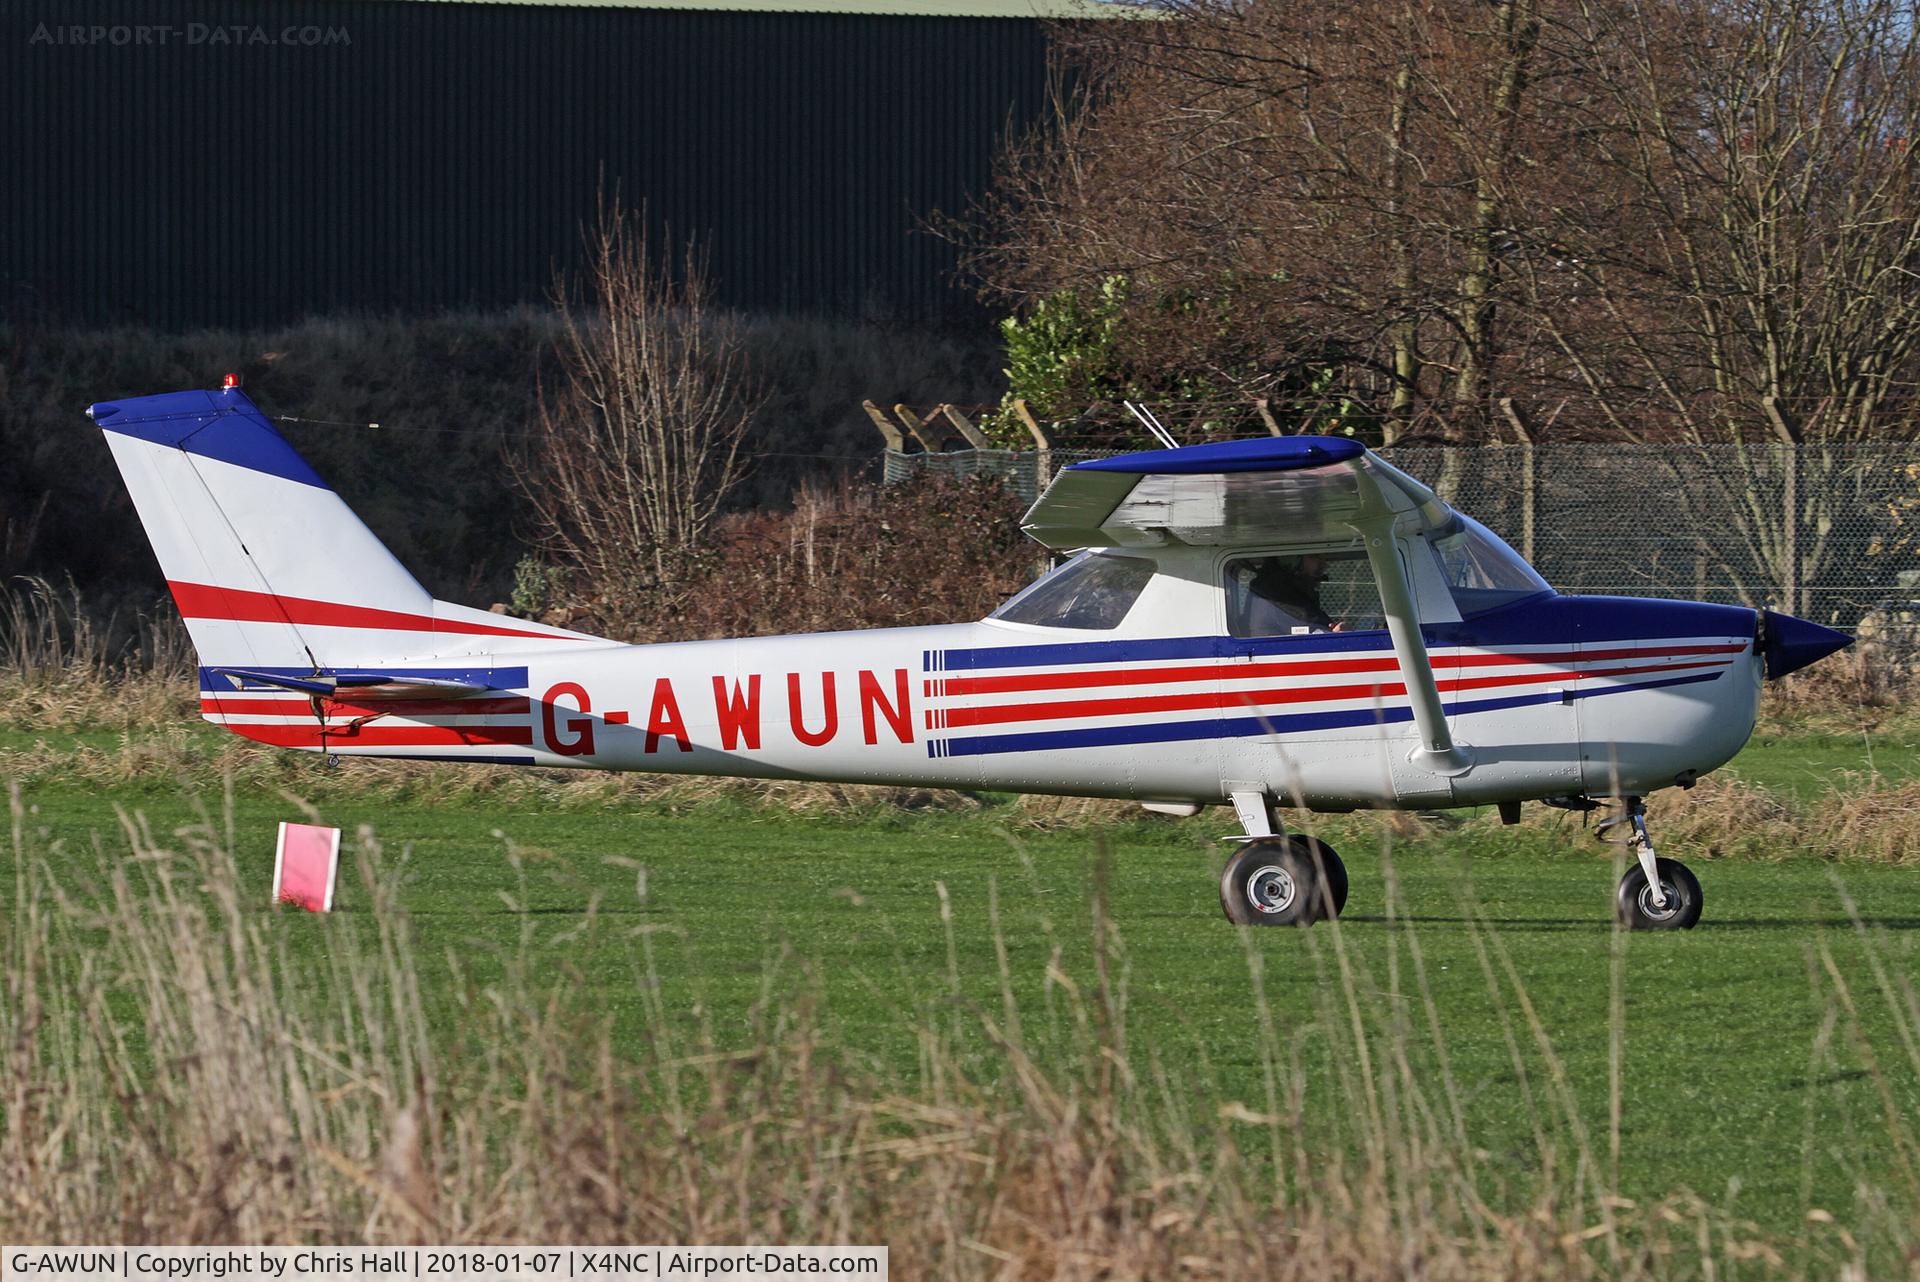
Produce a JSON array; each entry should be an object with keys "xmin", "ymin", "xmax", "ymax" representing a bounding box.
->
[{"xmin": 211, "ymin": 668, "xmax": 497, "ymax": 697}]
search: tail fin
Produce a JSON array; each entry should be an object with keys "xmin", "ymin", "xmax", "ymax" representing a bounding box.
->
[{"xmin": 90, "ymin": 385, "xmax": 604, "ymax": 678}]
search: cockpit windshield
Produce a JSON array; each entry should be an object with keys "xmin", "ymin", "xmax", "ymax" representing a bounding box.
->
[
  {"xmin": 991, "ymin": 551, "xmax": 1155, "ymax": 630},
  {"xmin": 1428, "ymin": 515, "xmax": 1551, "ymax": 616}
]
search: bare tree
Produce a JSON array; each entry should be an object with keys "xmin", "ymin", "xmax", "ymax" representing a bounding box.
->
[
  {"xmin": 970, "ymin": 0, "xmax": 1920, "ymax": 609},
  {"xmin": 966, "ymin": 0, "xmax": 1565, "ymax": 445},
  {"xmin": 1517, "ymin": 0, "xmax": 1920, "ymax": 609},
  {"xmin": 519, "ymin": 199, "xmax": 758, "ymax": 616}
]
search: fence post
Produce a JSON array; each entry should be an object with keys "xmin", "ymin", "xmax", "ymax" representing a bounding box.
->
[
  {"xmin": 937, "ymin": 404, "xmax": 990, "ymax": 449},
  {"xmin": 892, "ymin": 404, "xmax": 947, "ymax": 454},
  {"xmin": 1012, "ymin": 399, "xmax": 1053, "ymax": 493},
  {"xmin": 861, "ymin": 400, "xmax": 904, "ymax": 452},
  {"xmin": 1498, "ymin": 398, "xmax": 1537, "ymax": 564},
  {"xmin": 1255, "ymin": 398, "xmax": 1283, "ymax": 436},
  {"xmin": 1763, "ymin": 396, "xmax": 1800, "ymax": 615}
]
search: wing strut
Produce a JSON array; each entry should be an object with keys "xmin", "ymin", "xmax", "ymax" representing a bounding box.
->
[{"xmin": 1351, "ymin": 477, "xmax": 1470, "ymax": 775}]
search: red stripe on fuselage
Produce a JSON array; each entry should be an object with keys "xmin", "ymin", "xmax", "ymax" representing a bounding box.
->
[
  {"xmin": 167, "ymin": 581, "xmax": 576, "ymax": 642},
  {"xmin": 227, "ymin": 722, "xmax": 536, "ymax": 749},
  {"xmin": 938, "ymin": 643, "xmax": 1746, "ymax": 697},
  {"xmin": 941, "ymin": 657, "xmax": 1733, "ymax": 730}
]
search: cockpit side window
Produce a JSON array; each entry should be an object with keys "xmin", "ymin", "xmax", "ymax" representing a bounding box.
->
[
  {"xmin": 991, "ymin": 552, "xmax": 1156, "ymax": 630},
  {"xmin": 1429, "ymin": 515, "xmax": 1551, "ymax": 616},
  {"xmin": 1224, "ymin": 550, "xmax": 1383, "ymax": 637}
]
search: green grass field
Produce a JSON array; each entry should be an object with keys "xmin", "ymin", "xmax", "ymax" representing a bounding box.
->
[{"xmin": 8, "ymin": 720, "xmax": 1920, "ymax": 1244}]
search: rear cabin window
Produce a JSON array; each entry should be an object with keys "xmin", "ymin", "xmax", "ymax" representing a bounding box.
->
[
  {"xmin": 992, "ymin": 552, "xmax": 1155, "ymax": 630},
  {"xmin": 1225, "ymin": 550, "xmax": 1384, "ymax": 637}
]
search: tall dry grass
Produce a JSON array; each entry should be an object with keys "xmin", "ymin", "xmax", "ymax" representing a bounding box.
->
[
  {"xmin": 1757, "ymin": 645, "xmax": 1919, "ymax": 736},
  {"xmin": 3, "ymin": 783, "xmax": 1920, "ymax": 1274},
  {"xmin": 0, "ymin": 577, "xmax": 194, "ymax": 730},
  {"xmin": 3, "ymin": 782, "xmax": 1918, "ymax": 1273}
]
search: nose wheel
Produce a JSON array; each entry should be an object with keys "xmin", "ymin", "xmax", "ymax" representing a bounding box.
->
[
  {"xmin": 1616, "ymin": 857, "xmax": 1703, "ymax": 929},
  {"xmin": 1604, "ymin": 797, "xmax": 1704, "ymax": 930}
]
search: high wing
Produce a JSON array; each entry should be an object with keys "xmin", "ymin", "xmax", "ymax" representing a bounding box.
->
[
  {"xmin": 1020, "ymin": 437, "xmax": 1453, "ymax": 550},
  {"xmin": 1022, "ymin": 437, "xmax": 1467, "ymax": 771}
]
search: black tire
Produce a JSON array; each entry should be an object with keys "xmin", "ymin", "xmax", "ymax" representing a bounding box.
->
[
  {"xmin": 1295, "ymin": 834, "xmax": 1348, "ymax": 920},
  {"xmin": 1615, "ymin": 857, "xmax": 1704, "ymax": 930},
  {"xmin": 1220, "ymin": 836, "xmax": 1347, "ymax": 926}
]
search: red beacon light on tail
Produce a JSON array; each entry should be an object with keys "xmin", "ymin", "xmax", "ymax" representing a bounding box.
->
[{"xmin": 221, "ymin": 372, "xmax": 241, "ymax": 390}]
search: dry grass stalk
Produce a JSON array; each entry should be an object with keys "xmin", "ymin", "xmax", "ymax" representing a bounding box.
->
[
  {"xmin": 1757, "ymin": 645, "xmax": 1916, "ymax": 735},
  {"xmin": 1820, "ymin": 781, "xmax": 1920, "ymax": 865},
  {"xmin": 1, "ymin": 794, "xmax": 1907, "ymax": 1275},
  {"xmin": 0, "ymin": 577, "xmax": 194, "ymax": 730},
  {"xmin": 1644, "ymin": 776, "xmax": 1804, "ymax": 862}
]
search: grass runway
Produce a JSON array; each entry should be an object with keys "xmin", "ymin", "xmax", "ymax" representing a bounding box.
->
[{"xmin": 8, "ymin": 724, "xmax": 1920, "ymax": 1238}]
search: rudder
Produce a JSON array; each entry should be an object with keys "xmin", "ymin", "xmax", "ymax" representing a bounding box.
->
[{"xmin": 90, "ymin": 384, "xmax": 599, "ymax": 675}]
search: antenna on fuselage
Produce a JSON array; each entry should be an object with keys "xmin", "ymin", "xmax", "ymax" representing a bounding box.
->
[{"xmin": 1124, "ymin": 401, "xmax": 1180, "ymax": 450}]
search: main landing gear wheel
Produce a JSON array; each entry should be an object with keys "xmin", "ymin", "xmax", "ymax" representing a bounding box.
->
[
  {"xmin": 1615, "ymin": 857, "xmax": 1703, "ymax": 931},
  {"xmin": 1220, "ymin": 835, "xmax": 1348, "ymax": 927}
]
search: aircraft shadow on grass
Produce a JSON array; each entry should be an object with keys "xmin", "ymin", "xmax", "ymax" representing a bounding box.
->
[{"xmin": 1339, "ymin": 914, "xmax": 1920, "ymax": 932}]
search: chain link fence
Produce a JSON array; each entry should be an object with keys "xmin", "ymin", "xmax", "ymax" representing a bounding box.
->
[{"xmin": 884, "ymin": 443, "xmax": 1920, "ymax": 642}]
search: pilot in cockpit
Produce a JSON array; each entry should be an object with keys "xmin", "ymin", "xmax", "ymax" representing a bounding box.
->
[{"xmin": 1240, "ymin": 554, "xmax": 1347, "ymax": 634}]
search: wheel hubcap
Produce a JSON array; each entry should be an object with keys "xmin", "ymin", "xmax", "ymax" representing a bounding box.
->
[
  {"xmin": 1246, "ymin": 865, "xmax": 1296, "ymax": 914},
  {"xmin": 1637, "ymin": 880, "xmax": 1681, "ymax": 920}
]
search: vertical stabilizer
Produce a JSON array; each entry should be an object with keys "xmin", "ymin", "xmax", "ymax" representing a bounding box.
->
[{"xmin": 90, "ymin": 385, "xmax": 603, "ymax": 676}]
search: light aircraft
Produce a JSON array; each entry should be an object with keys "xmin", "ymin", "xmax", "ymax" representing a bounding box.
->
[{"xmin": 90, "ymin": 383, "xmax": 1852, "ymax": 930}]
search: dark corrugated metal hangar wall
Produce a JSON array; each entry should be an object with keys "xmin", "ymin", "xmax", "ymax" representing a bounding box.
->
[{"xmin": 4, "ymin": 1, "xmax": 1051, "ymax": 326}]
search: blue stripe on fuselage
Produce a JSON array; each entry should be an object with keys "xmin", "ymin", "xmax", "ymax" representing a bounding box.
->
[
  {"xmin": 929, "ymin": 669, "xmax": 1723, "ymax": 759},
  {"xmin": 198, "ymin": 664, "xmax": 528, "ymax": 692}
]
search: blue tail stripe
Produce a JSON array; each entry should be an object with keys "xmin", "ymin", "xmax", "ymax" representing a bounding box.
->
[{"xmin": 92, "ymin": 388, "xmax": 328, "ymax": 490}]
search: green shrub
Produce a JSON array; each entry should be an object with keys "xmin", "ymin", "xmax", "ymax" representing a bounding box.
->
[
  {"xmin": 985, "ymin": 275, "xmax": 1129, "ymax": 445},
  {"xmin": 507, "ymin": 554, "xmax": 569, "ymax": 620}
]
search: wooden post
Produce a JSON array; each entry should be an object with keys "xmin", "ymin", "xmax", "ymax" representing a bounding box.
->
[
  {"xmin": 1011, "ymin": 398, "xmax": 1053, "ymax": 492},
  {"xmin": 892, "ymin": 403, "xmax": 946, "ymax": 453},
  {"xmin": 937, "ymin": 403, "xmax": 990, "ymax": 448},
  {"xmin": 1498, "ymin": 397, "xmax": 1536, "ymax": 564},
  {"xmin": 1255, "ymin": 398, "xmax": 1283, "ymax": 436},
  {"xmin": 860, "ymin": 400, "xmax": 905, "ymax": 452},
  {"xmin": 1009, "ymin": 399, "xmax": 1050, "ymax": 450},
  {"xmin": 1763, "ymin": 395, "xmax": 1800, "ymax": 614}
]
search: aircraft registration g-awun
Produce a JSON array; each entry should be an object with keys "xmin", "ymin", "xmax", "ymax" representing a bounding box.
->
[{"xmin": 91, "ymin": 383, "xmax": 1853, "ymax": 931}]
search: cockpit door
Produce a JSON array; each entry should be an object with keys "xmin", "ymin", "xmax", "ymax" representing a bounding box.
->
[{"xmin": 1214, "ymin": 543, "xmax": 1411, "ymax": 807}]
